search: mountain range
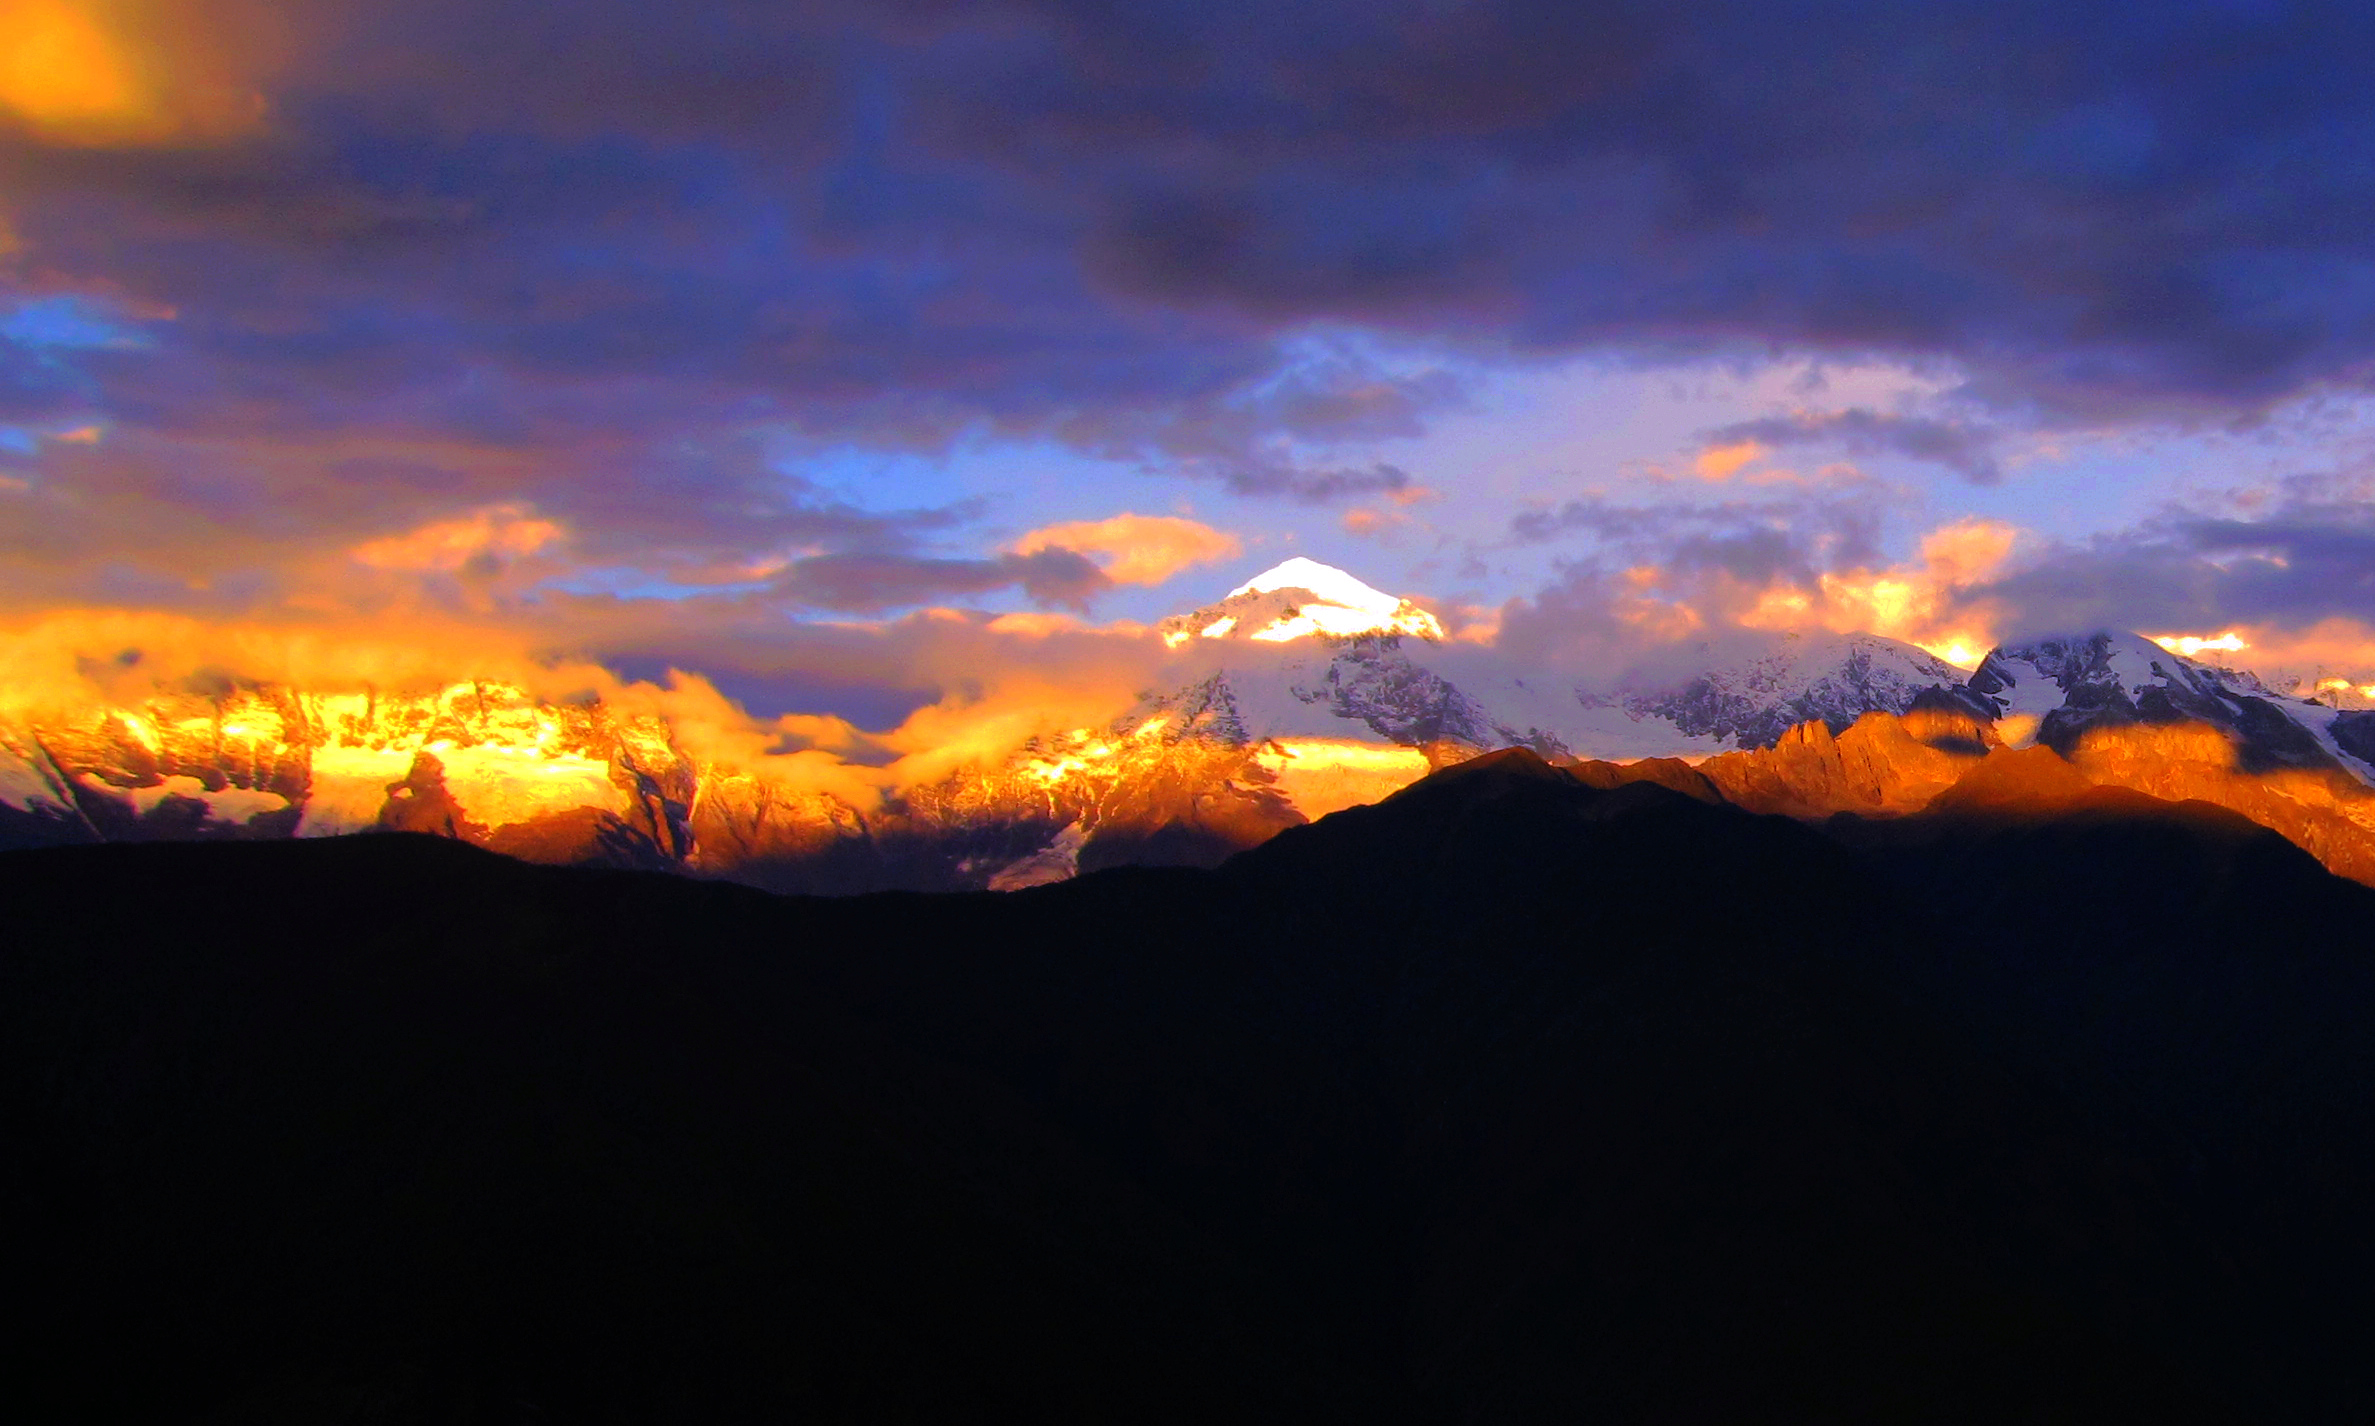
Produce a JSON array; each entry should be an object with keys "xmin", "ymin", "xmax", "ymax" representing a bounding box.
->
[{"xmin": 5, "ymin": 560, "xmax": 2373, "ymax": 890}]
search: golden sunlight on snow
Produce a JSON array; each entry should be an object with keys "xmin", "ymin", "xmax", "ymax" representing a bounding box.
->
[
  {"xmin": 1255, "ymin": 739, "xmax": 1432, "ymax": 819},
  {"xmin": 431, "ymin": 745, "xmax": 623, "ymax": 830},
  {"xmin": 1245, "ymin": 605, "xmax": 1444, "ymax": 641},
  {"xmin": 1154, "ymin": 558, "xmax": 1446, "ymax": 646},
  {"xmin": 301, "ymin": 746, "xmax": 417, "ymax": 836}
]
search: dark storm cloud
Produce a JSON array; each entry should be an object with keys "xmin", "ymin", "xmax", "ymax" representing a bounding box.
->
[{"xmin": 1701, "ymin": 410, "xmax": 2003, "ymax": 484}]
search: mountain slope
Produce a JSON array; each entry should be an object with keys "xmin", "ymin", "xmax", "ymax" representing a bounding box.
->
[{"xmin": 1604, "ymin": 630, "xmax": 1972, "ymax": 749}]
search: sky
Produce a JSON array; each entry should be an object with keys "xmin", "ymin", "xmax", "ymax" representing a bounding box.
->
[{"xmin": 6, "ymin": 0, "xmax": 2375, "ymax": 744}]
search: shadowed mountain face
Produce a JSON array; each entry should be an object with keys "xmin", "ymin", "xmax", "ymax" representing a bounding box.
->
[{"xmin": 8, "ymin": 752, "xmax": 2375, "ymax": 1421}]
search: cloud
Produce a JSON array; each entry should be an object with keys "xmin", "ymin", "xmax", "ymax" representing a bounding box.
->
[
  {"xmin": 1480, "ymin": 474, "xmax": 2019, "ymax": 678},
  {"xmin": 14, "ymin": 0, "xmax": 2375, "ymax": 740},
  {"xmin": 350, "ymin": 502, "xmax": 564, "ymax": 573},
  {"xmin": 1500, "ymin": 483, "xmax": 2375, "ymax": 681},
  {"xmin": 1008, "ymin": 512, "xmax": 1240, "ymax": 585},
  {"xmin": 1508, "ymin": 477, "xmax": 1893, "ymax": 575},
  {"xmin": 1340, "ymin": 506, "xmax": 1401, "ymax": 540},
  {"xmin": 1692, "ymin": 440, "xmax": 1763, "ymax": 480},
  {"xmin": 1699, "ymin": 410, "xmax": 2002, "ymax": 484},
  {"xmin": 768, "ymin": 547, "xmax": 1109, "ymax": 614},
  {"xmin": 1967, "ymin": 495, "xmax": 2375, "ymax": 643},
  {"xmin": 26, "ymin": 0, "xmax": 2375, "ymax": 646},
  {"xmin": 1046, "ymin": 347, "xmax": 1462, "ymax": 501},
  {"xmin": 1222, "ymin": 459, "xmax": 1416, "ymax": 501},
  {"xmin": 1734, "ymin": 518, "xmax": 2019, "ymax": 667},
  {"xmin": 12, "ymin": 0, "xmax": 2375, "ymax": 505}
]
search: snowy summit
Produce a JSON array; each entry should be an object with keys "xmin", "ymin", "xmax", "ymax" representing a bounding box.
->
[{"xmin": 1157, "ymin": 557, "xmax": 1446, "ymax": 646}]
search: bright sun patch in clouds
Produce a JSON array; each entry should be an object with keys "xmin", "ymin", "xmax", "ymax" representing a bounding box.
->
[
  {"xmin": 0, "ymin": 0, "xmax": 263, "ymax": 145},
  {"xmin": 2147, "ymin": 631, "xmax": 2249, "ymax": 658},
  {"xmin": 0, "ymin": 1, "xmax": 146, "ymax": 135},
  {"xmin": 2138, "ymin": 621, "xmax": 2375, "ymax": 689},
  {"xmin": 1008, "ymin": 513, "xmax": 1239, "ymax": 586}
]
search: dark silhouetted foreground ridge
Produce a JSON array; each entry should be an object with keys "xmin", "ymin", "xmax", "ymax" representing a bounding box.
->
[{"xmin": 6, "ymin": 750, "xmax": 2375, "ymax": 1421}]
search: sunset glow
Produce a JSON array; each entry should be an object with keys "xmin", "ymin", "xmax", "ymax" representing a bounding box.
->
[
  {"xmin": 3, "ymin": 0, "xmax": 2375, "ymax": 864},
  {"xmin": 24, "ymin": 11, "xmax": 2375, "ymax": 1415}
]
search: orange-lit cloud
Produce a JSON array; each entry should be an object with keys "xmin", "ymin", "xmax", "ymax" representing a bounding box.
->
[
  {"xmin": 1692, "ymin": 439, "xmax": 1763, "ymax": 480},
  {"xmin": 1008, "ymin": 512, "xmax": 1239, "ymax": 585},
  {"xmin": 0, "ymin": 606, "xmax": 563, "ymax": 720},
  {"xmin": 2140, "ymin": 618, "xmax": 2375, "ymax": 687},
  {"xmin": 0, "ymin": 1, "xmax": 267, "ymax": 145},
  {"xmin": 983, "ymin": 609, "xmax": 1150, "ymax": 638},
  {"xmin": 1608, "ymin": 569, "xmax": 1709, "ymax": 642},
  {"xmin": 1340, "ymin": 506, "xmax": 1409, "ymax": 540},
  {"xmin": 1737, "ymin": 517, "xmax": 2018, "ymax": 666},
  {"xmin": 1341, "ymin": 483, "xmax": 1441, "ymax": 539},
  {"xmin": 1445, "ymin": 603, "xmax": 1502, "ymax": 644},
  {"xmin": 350, "ymin": 504, "xmax": 566, "ymax": 572}
]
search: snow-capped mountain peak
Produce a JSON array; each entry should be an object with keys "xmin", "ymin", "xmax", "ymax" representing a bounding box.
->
[
  {"xmin": 1227, "ymin": 557, "xmax": 1405, "ymax": 611},
  {"xmin": 1953, "ymin": 628, "xmax": 2373, "ymax": 783},
  {"xmin": 1158, "ymin": 557, "xmax": 1445, "ymax": 646},
  {"xmin": 1972, "ymin": 630, "xmax": 2269, "ymax": 715}
]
